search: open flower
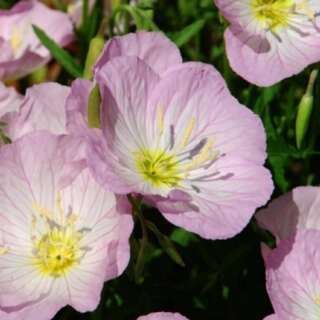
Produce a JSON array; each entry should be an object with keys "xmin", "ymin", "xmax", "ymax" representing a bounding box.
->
[
  {"xmin": 264, "ymin": 229, "xmax": 320, "ymax": 320},
  {"xmin": 213, "ymin": 0, "xmax": 320, "ymax": 86},
  {"xmin": 0, "ymin": 131, "xmax": 133, "ymax": 319},
  {"xmin": 87, "ymin": 54, "xmax": 273, "ymax": 240},
  {"xmin": 0, "ymin": 0, "xmax": 73, "ymax": 80},
  {"xmin": 137, "ymin": 312, "xmax": 189, "ymax": 320}
]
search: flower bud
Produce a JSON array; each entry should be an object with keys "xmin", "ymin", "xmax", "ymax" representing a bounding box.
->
[{"xmin": 296, "ymin": 70, "xmax": 318, "ymax": 149}]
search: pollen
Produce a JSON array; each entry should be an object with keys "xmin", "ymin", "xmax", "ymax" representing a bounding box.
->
[
  {"xmin": 251, "ymin": 0, "xmax": 294, "ymax": 30},
  {"xmin": 10, "ymin": 27, "xmax": 23, "ymax": 54},
  {"xmin": 0, "ymin": 247, "xmax": 8, "ymax": 256},
  {"xmin": 32, "ymin": 227, "xmax": 82, "ymax": 277},
  {"xmin": 135, "ymin": 149, "xmax": 182, "ymax": 188},
  {"xmin": 31, "ymin": 196, "xmax": 87, "ymax": 278}
]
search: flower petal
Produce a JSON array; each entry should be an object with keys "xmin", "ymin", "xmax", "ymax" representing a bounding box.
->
[
  {"xmin": 256, "ymin": 186, "xmax": 320, "ymax": 243},
  {"xmin": 89, "ymin": 56, "xmax": 160, "ymax": 193},
  {"xmin": 266, "ymin": 230, "xmax": 320, "ymax": 320},
  {"xmin": 95, "ymin": 31, "xmax": 182, "ymax": 76},
  {"xmin": 137, "ymin": 312, "xmax": 189, "ymax": 320},
  {"xmin": 8, "ymin": 83, "xmax": 69, "ymax": 140}
]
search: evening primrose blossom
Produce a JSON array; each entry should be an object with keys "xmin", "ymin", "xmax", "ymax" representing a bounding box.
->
[
  {"xmin": 84, "ymin": 32, "xmax": 273, "ymax": 240},
  {"xmin": 213, "ymin": 0, "xmax": 320, "ymax": 86},
  {"xmin": 0, "ymin": 132, "xmax": 133, "ymax": 319},
  {"xmin": 0, "ymin": 0, "xmax": 73, "ymax": 80}
]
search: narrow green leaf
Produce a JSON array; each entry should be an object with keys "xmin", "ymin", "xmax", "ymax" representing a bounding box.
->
[
  {"xmin": 170, "ymin": 19, "xmax": 206, "ymax": 47},
  {"xmin": 32, "ymin": 25, "xmax": 83, "ymax": 78},
  {"xmin": 147, "ymin": 221, "xmax": 185, "ymax": 267}
]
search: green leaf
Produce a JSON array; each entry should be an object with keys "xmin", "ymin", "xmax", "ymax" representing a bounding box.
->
[
  {"xmin": 111, "ymin": 4, "xmax": 159, "ymax": 32},
  {"xmin": 170, "ymin": 19, "xmax": 206, "ymax": 47},
  {"xmin": 147, "ymin": 221, "xmax": 185, "ymax": 267},
  {"xmin": 170, "ymin": 228, "xmax": 198, "ymax": 247},
  {"xmin": 32, "ymin": 25, "xmax": 83, "ymax": 78},
  {"xmin": 0, "ymin": 0, "xmax": 15, "ymax": 9}
]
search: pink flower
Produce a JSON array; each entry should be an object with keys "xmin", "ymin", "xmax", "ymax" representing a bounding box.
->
[
  {"xmin": 264, "ymin": 229, "xmax": 320, "ymax": 320},
  {"xmin": 256, "ymin": 186, "xmax": 320, "ymax": 243},
  {"xmin": 0, "ymin": 131, "xmax": 133, "ymax": 319},
  {"xmin": 137, "ymin": 312, "xmax": 189, "ymax": 320},
  {"xmin": 85, "ymin": 38, "xmax": 273, "ymax": 240},
  {"xmin": 95, "ymin": 31, "xmax": 183, "ymax": 77},
  {"xmin": 0, "ymin": 0, "xmax": 73, "ymax": 80},
  {"xmin": 213, "ymin": 0, "xmax": 320, "ymax": 86}
]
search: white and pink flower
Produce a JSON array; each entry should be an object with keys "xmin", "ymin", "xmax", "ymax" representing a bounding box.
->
[
  {"xmin": 214, "ymin": 0, "xmax": 320, "ymax": 86},
  {"xmin": 0, "ymin": 131, "xmax": 133, "ymax": 319}
]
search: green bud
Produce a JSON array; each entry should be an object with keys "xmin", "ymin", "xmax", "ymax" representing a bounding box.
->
[
  {"xmin": 29, "ymin": 66, "xmax": 48, "ymax": 85},
  {"xmin": 87, "ymin": 85, "xmax": 101, "ymax": 128},
  {"xmin": 296, "ymin": 70, "xmax": 318, "ymax": 149},
  {"xmin": 83, "ymin": 36, "xmax": 105, "ymax": 80}
]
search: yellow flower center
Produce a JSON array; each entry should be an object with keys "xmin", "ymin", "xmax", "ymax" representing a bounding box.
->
[
  {"xmin": 30, "ymin": 196, "xmax": 88, "ymax": 278},
  {"xmin": 135, "ymin": 149, "xmax": 182, "ymax": 188},
  {"xmin": 32, "ymin": 227, "xmax": 82, "ymax": 277},
  {"xmin": 251, "ymin": 0, "xmax": 294, "ymax": 30}
]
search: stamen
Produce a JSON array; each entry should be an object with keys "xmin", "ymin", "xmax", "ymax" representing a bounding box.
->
[
  {"xmin": 191, "ymin": 185, "xmax": 201, "ymax": 193},
  {"xmin": 189, "ymin": 138, "xmax": 208, "ymax": 158},
  {"xmin": 170, "ymin": 125, "xmax": 175, "ymax": 149},
  {"xmin": 31, "ymin": 197, "xmax": 87, "ymax": 277},
  {"xmin": 180, "ymin": 117, "xmax": 196, "ymax": 147}
]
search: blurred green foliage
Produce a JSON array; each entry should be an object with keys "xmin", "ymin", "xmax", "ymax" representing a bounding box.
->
[{"xmin": 6, "ymin": 0, "xmax": 320, "ymax": 319}]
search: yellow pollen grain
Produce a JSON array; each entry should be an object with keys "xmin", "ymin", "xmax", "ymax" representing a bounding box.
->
[
  {"xmin": 0, "ymin": 247, "xmax": 8, "ymax": 256},
  {"xmin": 10, "ymin": 27, "xmax": 23, "ymax": 54},
  {"xmin": 315, "ymin": 295, "xmax": 320, "ymax": 305},
  {"xmin": 157, "ymin": 106, "xmax": 165, "ymax": 135},
  {"xmin": 180, "ymin": 117, "xmax": 196, "ymax": 147}
]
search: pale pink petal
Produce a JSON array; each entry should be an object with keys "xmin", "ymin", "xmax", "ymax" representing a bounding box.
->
[
  {"xmin": 137, "ymin": 312, "xmax": 189, "ymax": 320},
  {"xmin": 95, "ymin": 31, "xmax": 182, "ymax": 76},
  {"xmin": 224, "ymin": 24, "xmax": 320, "ymax": 86},
  {"xmin": 89, "ymin": 56, "xmax": 160, "ymax": 193},
  {"xmin": 263, "ymin": 315, "xmax": 279, "ymax": 320},
  {"xmin": 256, "ymin": 187, "xmax": 320, "ymax": 243},
  {"xmin": 8, "ymin": 83, "xmax": 69, "ymax": 140},
  {"xmin": 266, "ymin": 230, "xmax": 320, "ymax": 320},
  {"xmin": 0, "ymin": 82, "xmax": 22, "ymax": 118},
  {"xmin": 66, "ymin": 79, "xmax": 92, "ymax": 134}
]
